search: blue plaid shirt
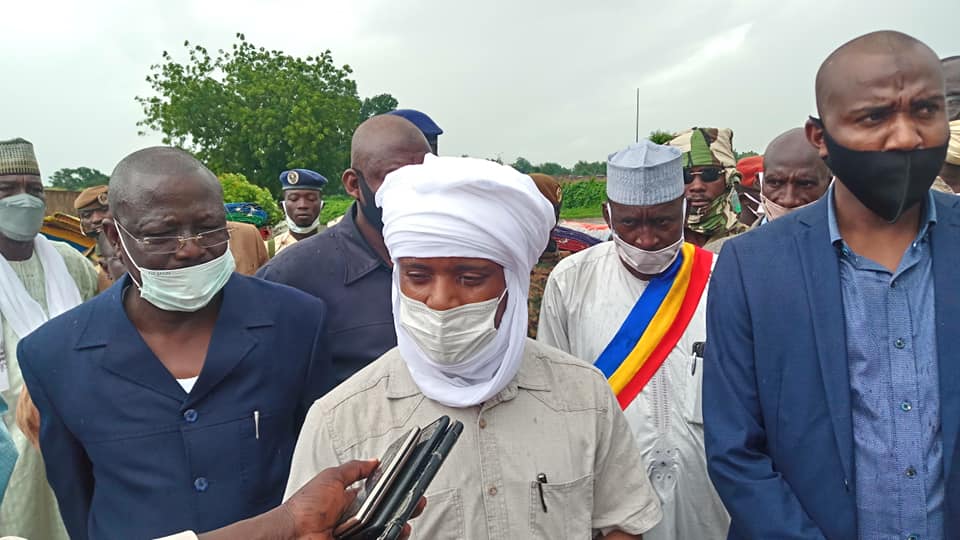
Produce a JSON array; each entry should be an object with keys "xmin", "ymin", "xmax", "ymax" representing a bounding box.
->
[{"xmin": 828, "ymin": 186, "xmax": 944, "ymax": 540}]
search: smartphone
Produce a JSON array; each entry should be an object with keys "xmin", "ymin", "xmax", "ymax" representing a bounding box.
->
[
  {"xmin": 340, "ymin": 416, "xmax": 451, "ymax": 540},
  {"xmin": 334, "ymin": 426, "xmax": 420, "ymax": 537},
  {"xmin": 379, "ymin": 421, "xmax": 464, "ymax": 540}
]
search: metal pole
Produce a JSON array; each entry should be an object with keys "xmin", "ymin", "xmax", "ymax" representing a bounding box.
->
[{"xmin": 635, "ymin": 88, "xmax": 640, "ymax": 143}]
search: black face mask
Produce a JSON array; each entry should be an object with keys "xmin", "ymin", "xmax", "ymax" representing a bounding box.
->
[
  {"xmin": 354, "ymin": 168, "xmax": 384, "ymax": 232},
  {"xmin": 812, "ymin": 117, "xmax": 948, "ymax": 223}
]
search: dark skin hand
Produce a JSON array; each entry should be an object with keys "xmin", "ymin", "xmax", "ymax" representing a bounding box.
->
[
  {"xmin": 0, "ymin": 174, "xmax": 44, "ymax": 261},
  {"xmin": 343, "ymin": 115, "xmax": 431, "ymax": 265},
  {"xmin": 397, "ymin": 256, "xmax": 508, "ymax": 327},
  {"xmin": 604, "ymin": 197, "xmax": 685, "ymax": 280},
  {"xmin": 762, "ymin": 128, "xmax": 832, "ymax": 208},
  {"xmin": 199, "ymin": 460, "xmax": 425, "ymax": 540},
  {"xmin": 807, "ymin": 31, "xmax": 949, "ymax": 272},
  {"xmin": 284, "ymin": 189, "xmax": 323, "ymax": 241},
  {"xmin": 103, "ymin": 163, "xmax": 228, "ymax": 380}
]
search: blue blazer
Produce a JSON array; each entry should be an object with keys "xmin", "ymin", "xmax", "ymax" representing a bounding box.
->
[
  {"xmin": 704, "ymin": 193, "xmax": 960, "ymax": 539},
  {"xmin": 19, "ymin": 274, "xmax": 335, "ymax": 540}
]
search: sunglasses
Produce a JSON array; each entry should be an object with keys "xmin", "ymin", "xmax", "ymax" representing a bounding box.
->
[{"xmin": 683, "ymin": 167, "xmax": 725, "ymax": 184}]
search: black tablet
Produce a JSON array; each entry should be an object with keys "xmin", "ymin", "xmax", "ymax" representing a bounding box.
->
[{"xmin": 338, "ymin": 415, "xmax": 460, "ymax": 540}]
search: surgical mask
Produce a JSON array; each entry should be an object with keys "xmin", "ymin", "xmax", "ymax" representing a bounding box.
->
[
  {"xmin": 816, "ymin": 119, "xmax": 948, "ymax": 223},
  {"xmin": 0, "ymin": 193, "xmax": 45, "ymax": 242},
  {"xmin": 760, "ymin": 194, "xmax": 815, "ymax": 221},
  {"xmin": 608, "ymin": 203, "xmax": 684, "ymax": 275},
  {"xmin": 399, "ymin": 288, "xmax": 506, "ymax": 366},
  {"xmin": 613, "ymin": 232, "xmax": 683, "ymax": 275},
  {"xmin": 356, "ymin": 169, "xmax": 384, "ymax": 232},
  {"xmin": 283, "ymin": 200, "xmax": 324, "ymax": 234},
  {"xmin": 117, "ymin": 232, "xmax": 236, "ymax": 312}
]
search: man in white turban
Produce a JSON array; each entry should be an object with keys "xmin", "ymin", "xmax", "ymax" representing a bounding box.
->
[{"xmin": 284, "ymin": 155, "xmax": 662, "ymax": 539}]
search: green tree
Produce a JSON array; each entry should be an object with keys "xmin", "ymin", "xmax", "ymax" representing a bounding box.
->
[
  {"xmin": 538, "ymin": 162, "xmax": 571, "ymax": 176},
  {"xmin": 735, "ymin": 150, "xmax": 760, "ymax": 161},
  {"xmin": 572, "ymin": 160, "xmax": 605, "ymax": 176},
  {"xmin": 648, "ymin": 129, "xmax": 676, "ymax": 145},
  {"xmin": 48, "ymin": 167, "xmax": 109, "ymax": 190},
  {"xmin": 511, "ymin": 157, "xmax": 534, "ymax": 174},
  {"xmin": 360, "ymin": 93, "xmax": 399, "ymax": 121},
  {"xmin": 137, "ymin": 34, "xmax": 395, "ymax": 198},
  {"xmin": 218, "ymin": 172, "xmax": 282, "ymax": 225}
]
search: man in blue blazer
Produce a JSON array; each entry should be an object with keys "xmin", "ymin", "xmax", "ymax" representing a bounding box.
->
[
  {"xmin": 18, "ymin": 147, "xmax": 335, "ymax": 540},
  {"xmin": 704, "ymin": 31, "xmax": 958, "ymax": 539}
]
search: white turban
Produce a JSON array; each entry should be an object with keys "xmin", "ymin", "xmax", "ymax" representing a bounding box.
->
[{"xmin": 377, "ymin": 154, "xmax": 555, "ymax": 407}]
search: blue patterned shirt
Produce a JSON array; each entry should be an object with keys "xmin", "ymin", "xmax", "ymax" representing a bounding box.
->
[{"xmin": 828, "ymin": 186, "xmax": 944, "ymax": 540}]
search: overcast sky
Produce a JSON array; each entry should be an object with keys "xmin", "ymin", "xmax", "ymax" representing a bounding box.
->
[{"xmin": 2, "ymin": 0, "xmax": 957, "ymax": 181}]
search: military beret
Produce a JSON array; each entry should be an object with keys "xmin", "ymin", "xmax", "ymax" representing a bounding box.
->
[
  {"xmin": 74, "ymin": 185, "xmax": 109, "ymax": 210},
  {"xmin": 280, "ymin": 169, "xmax": 327, "ymax": 191},
  {"xmin": 388, "ymin": 109, "xmax": 443, "ymax": 137}
]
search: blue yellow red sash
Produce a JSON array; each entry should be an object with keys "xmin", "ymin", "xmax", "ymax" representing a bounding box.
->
[{"xmin": 594, "ymin": 243, "xmax": 713, "ymax": 409}]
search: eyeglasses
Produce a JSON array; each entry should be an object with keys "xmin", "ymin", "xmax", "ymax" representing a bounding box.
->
[
  {"xmin": 115, "ymin": 220, "xmax": 231, "ymax": 255},
  {"xmin": 683, "ymin": 167, "xmax": 725, "ymax": 184}
]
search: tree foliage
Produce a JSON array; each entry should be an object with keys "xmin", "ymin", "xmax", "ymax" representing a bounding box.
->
[
  {"xmin": 572, "ymin": 160, "xmax": 605, "ymax": 176},
  {"xmin": 735, "ymin": 150, "xmax": 760, "ymax": 161},
  {"xmin": 137, "ymin": 34, "xmax": 395, "ymax": 197},
  {"xmin": 648, "ymin": 130, "xmax": 676, "ymax": 145},
  {"xmin": 360, "ymin": 93, "xmax": 399, "ymax": 121},
  {"xmin": 49, "ymin": 167, "xmax": 109, "ymax": 190},
  {"xmin": 218, "ymin": 172, "xmax": 282, "ymax": 225}
]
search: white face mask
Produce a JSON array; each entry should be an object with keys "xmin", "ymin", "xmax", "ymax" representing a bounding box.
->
[
  {"xmin": 398, "ymin": 288, "xmax": 506, "ymax": 366},
  {"xmin": 117, "ymin": 230, "xmax": 236, "ymax": 312},
  {"xmin": 0, "ymin": 193, "xmax": 45, "ymax": 242},
  {"xmin": 283, "ymin": 200, "xmax": 324, "ymax": 235},
  {"xmin": 607, "ymin": 203, "xmax": 684, "ymax": 276}
]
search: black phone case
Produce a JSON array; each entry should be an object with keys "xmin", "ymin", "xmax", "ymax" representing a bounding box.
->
[
  {"xmin": 379, "ymin": 421, "xmax": 464, "ymax": 540},
  {"xmin": 341, "ymin": 416, "xmax": 451, "ymax": 540}
]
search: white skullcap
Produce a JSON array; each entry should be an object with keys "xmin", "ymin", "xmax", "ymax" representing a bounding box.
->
[
  {"xmin": 376, "ymin": 154, "xmax": 555, "ymax": 407},
  {"xmin": 606, "ymin": 140, "xmax": 684, "ymax": 206}
]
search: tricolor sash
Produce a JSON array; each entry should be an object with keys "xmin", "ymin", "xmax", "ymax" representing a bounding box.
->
[{"xmin": 594, "ymin": 243, "xmax": 713, "ymax": 409}]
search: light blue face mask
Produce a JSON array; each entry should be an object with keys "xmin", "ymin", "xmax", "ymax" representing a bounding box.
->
[
  {"xmin": 0, "ymin": 193, "xmax": 45, "ymax": 242},
  {"xmin": 117, "ymin": 230, "xmax": 236, "ymax": 312}
]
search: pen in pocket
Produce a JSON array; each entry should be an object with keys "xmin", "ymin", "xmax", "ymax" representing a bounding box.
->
[
  {"xmin": 254, "ymin": 410, "xmax": 260, "ymax": 440},
  {"xmin": 537, "ymin": 473, "xmax": 548, "ymax": 513}
]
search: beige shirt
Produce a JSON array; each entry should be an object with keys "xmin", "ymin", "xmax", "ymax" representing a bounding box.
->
[
  {"xmin": 538, "ymin": 241, "xmax": 729, "ymax": 540},
  {"xmin": 286, "ymin": 339, "xmax": 662, "ymax": 539}
]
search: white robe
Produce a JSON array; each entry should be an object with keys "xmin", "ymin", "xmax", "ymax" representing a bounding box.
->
[{"xmin": 538, "ymin": 241, "xmax": 729, "ymax": 540}]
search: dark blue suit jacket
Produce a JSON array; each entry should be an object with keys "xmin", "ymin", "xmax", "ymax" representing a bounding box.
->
[
  {"xmin": 19, "ymin": 274, "xmax": 335, "ymax": 540},
  {"xmin": 704, "ymin": 193, "xmax": 960, "ymax": 539}
]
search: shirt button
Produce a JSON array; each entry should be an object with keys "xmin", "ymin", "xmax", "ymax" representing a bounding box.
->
[
  {"xmin": 900, "ymin": 401, "xmax": 913, "ymax": 412},
  {"xmin": 895, "ymin": 338, "xmax": 906, "ymax": 349},
  {"xmin": 194, "ymin": 477, "xmax": 208, "ymax": 492},
  {"xmin": 905, "ymin": 466, "xmax": 917, "ymax": 478},
  {"xmin": 488, "ymin": 485, "xmax": 497, "ymax": 496},
  {"xmin": 478, "ymin": 418, "xmax": 487, "ymax": 429},
  {"xmin": 183, "ymin": 409, "xmax": 199, "ymax": 423},
  {"xmin": 907, "ymin": 535, "xmax": 918, "ymax": 540}
]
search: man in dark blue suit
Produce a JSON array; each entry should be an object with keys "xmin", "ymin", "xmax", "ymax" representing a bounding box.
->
[
  {"xmin": 19, "ymin": 147, "xmax": 335, "ymax": 540},
  {"xmin": 704, "ymin": 31, "xmax": 958, "ymax": 540}
]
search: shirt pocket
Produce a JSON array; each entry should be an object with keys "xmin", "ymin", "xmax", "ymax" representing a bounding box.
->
[
  {"xmin": 528, "ymin": 473, "xmax": 594, "ymax": 539},
  {"xmin": 237, "ymin": 408, "xmax": 297, "ymax": 506},
  {"xmin": 682, "ymin": 348, "xmax": 705, "ymax": 425},
  {"xmin": 409, "ymin": 487, "xmax": 464, "ymax": 540}
]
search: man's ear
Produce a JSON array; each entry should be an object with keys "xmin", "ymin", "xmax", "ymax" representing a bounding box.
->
[
  {"xmin": 103, "ymin": 219, "xmax": 120, "ymax": 253},
  {"xmin": 805, "ymin": 117, "xmax": 829, "ymax": 160},
  {"xmin": 602, "ymin": 201, "xmax": 612, "ymax": 229},
  {"xmin": 342, "ymin": 169, "xmax": 360, "ymax": 200}
]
